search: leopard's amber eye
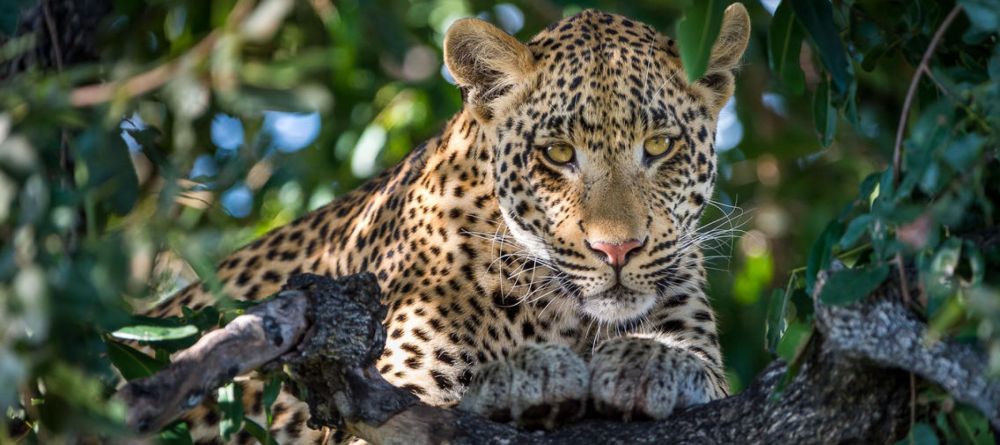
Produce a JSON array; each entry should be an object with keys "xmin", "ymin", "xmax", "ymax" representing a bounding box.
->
[
  {"xmin": 544, "ymin": 143, "xmax": 576, "ymax": 165},
  {"xmin": 643, "ymin": 136, "xmax": 677, "ymax": 159}
]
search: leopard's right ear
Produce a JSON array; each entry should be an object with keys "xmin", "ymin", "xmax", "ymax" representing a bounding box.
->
[{"xmin": 444, "ymin": 18, "xmax": 534, "ymax": 120}]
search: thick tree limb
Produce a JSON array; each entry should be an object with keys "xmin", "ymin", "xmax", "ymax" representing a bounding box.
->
[
  {"xmin": 817, "ymin": 285, "xmax": 1000, "ymax": 429},
  {"xmin": 118, "ymin": 270, "xmax": 1000, "ymax": 443}
]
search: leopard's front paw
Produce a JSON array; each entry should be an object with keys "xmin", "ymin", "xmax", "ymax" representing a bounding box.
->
[
  {"xmin": 458, "ymin": 343, "xmax": 589, "ymax": 429},
  {"xmin": 589, "ymin": 337, "xmax": 719, "ymax": 420}
]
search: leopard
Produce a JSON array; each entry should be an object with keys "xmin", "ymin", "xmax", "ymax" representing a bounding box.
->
[{"xmin": 141, "ymin": 5, "xmax": 751, "ymax": 444}]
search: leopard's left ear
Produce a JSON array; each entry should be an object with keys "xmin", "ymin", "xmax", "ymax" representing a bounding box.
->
[
  {"xmin": 699, "ymin": 3, "xmax": 751, "ymax": 113},
  {"xmin": 444, "ymin": 18, "xmax": 535, "ymax": 121}
]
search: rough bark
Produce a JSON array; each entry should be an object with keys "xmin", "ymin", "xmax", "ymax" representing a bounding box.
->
[{"xmin": 117, "ymin": 268, "xmax": 1000, "ymax": 444}]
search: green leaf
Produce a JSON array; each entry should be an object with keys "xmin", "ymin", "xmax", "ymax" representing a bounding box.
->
[
  {"xmin": 106, "ymin": 340, "xmax": 169, "ymax": 381},
  {"xmin": 839, "ymin": 214, "xmax": 872, "ymax": 250},
  {"xmin": 182, "ymin": 305, "xmax": 222, "ymax": 332},
  {"xmin": 860, "ymin": 43, "xmax": 889, "ymax": 71},
  {"xmin": 790, "ymin": 0, "xmax": 852, "ymax": 95},
  {"xmin": 76, "ymin": 127, "xmax": 140, "ymax": 216},
  {"xmin": 157, "ymin": 420, "xmax": 194, "ymax": 445},
  {"xmin": 263, "ymin": 376, "xmax": 283, "ymax": 428},
  {"xmin": 960, "ymin": 0, "xmax": 1000, "ymax": 32},
  {"xmin": 768, "ymin": 1, "xmax": 806, "ymax": 94},
  {"xmin": 0, "ymin": 0, "xmax": 33, "ymax": 36},
  {"xmin": 942, "ymin": 134, "xmax": 984, "ymax": 171},
  {"xmin": 111, "ymin": 324, "xmax": 199, "ymax": 342},
  {"xmin": 218, "ymin": 382, "xmax": 244, "ymax": 441},
  {"xmin": 806, "ymin": 221, "xmax": 845, "ymax": 295},
  {"xmin": 771, "ymin": 321, "xmax": 813, "ymax": 399},
  {"xmin": 895, "ymin": 422, "xmax": 939, "ymax": 445},
  {"xmin": 962, "ymin": 240, "xmax": 984, "ymax": 286},
  {"xmin": 676, "ymin": 0, "xmax": 727, "ymax": 82},
  {"xmin": 818, "ymin": 263, "xmax": 890, "ymax": 305},
  {"xmin": 812, "ymin": 77, "xmax": 836, "ymax": 147},
  {"xmin": 242, "ymin": 417, "xmax": 279, "ymax": 445},
  {"xmin": 923, "ymin": 238, "xmax": 961, "ymax": 316},
  {"xmin": 765, "ymin": 288, "xmax": 789, "ymax": 354},
  {"xmin": 952, "ymin": 405, "xmax": 996, "ymax": 445},
  {"xmin": 776, "ymin": 321, "xmax": 811, "ymax": 362}
]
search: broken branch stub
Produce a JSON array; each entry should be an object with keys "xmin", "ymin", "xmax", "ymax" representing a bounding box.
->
[{"xmin": 280, "ymin": 273, "xmax": 420, "ymax": 430}]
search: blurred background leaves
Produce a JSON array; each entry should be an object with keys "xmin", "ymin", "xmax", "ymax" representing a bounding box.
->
[{"xmin": 0, "ymin": 0, "xmax": 998, "ymax": 442}]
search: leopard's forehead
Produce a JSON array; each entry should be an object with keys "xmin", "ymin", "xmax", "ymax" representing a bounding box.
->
[
  {"xmin": 519, "ymin": 10, "xmax": 697, "ymax": 142},
  {"xmin": 527, "ymin": 10, "xmax": 681, "ymax": 78}
]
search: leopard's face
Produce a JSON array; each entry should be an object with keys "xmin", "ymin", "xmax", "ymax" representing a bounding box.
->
[
  {"xmin": 489, "ymin": 11, "xmax": 720, "ymax": 324},
  {"xmin": 445, "ymin": 8, "xmax": 746, "ymax": 325}
]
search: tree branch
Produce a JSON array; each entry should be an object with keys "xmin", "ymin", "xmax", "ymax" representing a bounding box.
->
[
  {"xmin": 117, "ymin": 268, "xmax": 1000, "ymax": 443},
  {"xmin": 119, "ymin": 290, "xmax": 310, "ymax": 434},
  {"xmin": 892, "ymin": 4, "xmax": 963, "ymax": 187}
]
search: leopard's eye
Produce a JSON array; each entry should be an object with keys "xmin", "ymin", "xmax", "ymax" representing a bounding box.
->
[
  {"xmin": 544, "ymin": 143, "xmax": 576, "ymax": 165},
  {"xmin": 643, "ymin": 136, "xmax": 677, "ymax": 160}
]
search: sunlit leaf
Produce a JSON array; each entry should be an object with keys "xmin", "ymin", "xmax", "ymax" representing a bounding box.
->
[
  {"xmin": 806, "ymin": 221, "xmax": 845, "ymax": 295},
  {"xmin": 111, "ymin": 324, "xmax": 199, "ymax": 342},
  {"xmin": 218, "ymin": 382, "xmax": 244, "ymax": 441},
  {"xmin": 923, "ymin": 238, "xmax": 961, "ymax": 317},
  {"xmin": 771, "ymin": 321, "xmax": 813, "ymax": 399},
  {"xmin": 676, "ymin": 0, "xmax": 727, "ymax": 82},
  {"xmin": 765, "ymin": 288, "xmax": 789, "ymax": 354}
]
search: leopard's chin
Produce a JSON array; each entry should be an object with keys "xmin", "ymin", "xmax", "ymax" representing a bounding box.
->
[{"xmin": 577, "ymin": 284, "xmax": 658, "ymax": 324}]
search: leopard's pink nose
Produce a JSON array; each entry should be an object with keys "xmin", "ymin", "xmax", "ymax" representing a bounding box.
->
[{"xmin": 587, "ymin": 239, "xmax": 645, "ymax": 269}]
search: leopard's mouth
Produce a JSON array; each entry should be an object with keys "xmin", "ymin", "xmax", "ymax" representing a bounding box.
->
[
  {"xmin": 576, "ymin": 283, "xmax": 658, "ymax": 324},
  {"xmin": 597, "ymin": 283, "xmax": 640, "ymax": 299}
]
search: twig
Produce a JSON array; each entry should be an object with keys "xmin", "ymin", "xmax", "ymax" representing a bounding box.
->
[
  {"xmin": 68, "ymin": 34, "xmax": 219, "ymax": 107},
  {"xmin": 891, "ymin": 5, "xmax": 963, "ymax": 187},
  {"xmin": 922, "ymin": 68, "xmax": 993, "ymax": 134},
  {"xmin": 68, "ymin": 0, "xmax": 256, "ymax": 107},
  {"xmin": 39, "ymin": 0, "xmax": 63, "ymax": 72}
]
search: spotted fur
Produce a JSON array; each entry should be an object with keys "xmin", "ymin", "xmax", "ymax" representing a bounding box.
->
[{"xmin": 142, "ymin": 6, "xmax": 750, "ymax": 443}]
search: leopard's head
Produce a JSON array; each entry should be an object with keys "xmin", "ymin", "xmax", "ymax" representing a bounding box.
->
[{"xmin": 444, "ymin": 6, "xmax": 750, "ymax": 324}]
